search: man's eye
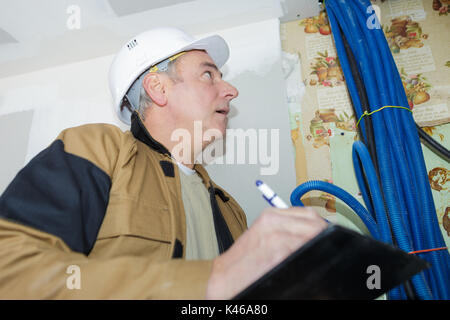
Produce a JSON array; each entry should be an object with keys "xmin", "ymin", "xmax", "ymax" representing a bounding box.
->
[{"xmin": 203, "ymin": 71, "xmax": 213, "ymax": 79}]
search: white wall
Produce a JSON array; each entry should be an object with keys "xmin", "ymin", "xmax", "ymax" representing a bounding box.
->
[{"xmin": 0, "ymin": 19, "xmax": 296, "ymax": 226}]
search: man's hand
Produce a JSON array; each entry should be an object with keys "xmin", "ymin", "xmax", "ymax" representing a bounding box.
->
[{"xmin": 206, "ymin": 207, "xmax": 328, "ymax": 300}]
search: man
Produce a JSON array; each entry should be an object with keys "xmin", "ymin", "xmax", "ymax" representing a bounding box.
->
[{"xmin": 0, "ymin": 27, "xmax": 327, "ymax": 299}]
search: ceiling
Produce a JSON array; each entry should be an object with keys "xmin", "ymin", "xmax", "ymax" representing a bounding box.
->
[{"xmin": 0, "ymin": 0, "xmax": 321, "ymax": 79}]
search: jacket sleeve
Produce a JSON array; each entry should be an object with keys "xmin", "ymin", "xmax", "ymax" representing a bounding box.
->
[{"xmin": 0, "ymin": 124, "xmax": 212, "ymax": 299}]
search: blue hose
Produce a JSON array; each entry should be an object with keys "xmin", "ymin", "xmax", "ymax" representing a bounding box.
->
[
  {"xmin": 352, "ymin": 142, "xmax": 392, "ymax": 245},
  {"xmin": 356, "ymin": 0, "xmax": 449, "ymax": 300},
  {"xmin": 349, "ymin": 0, "xmax": 437, "ymax": 299},
  {"xmin": 290, "ymin": 180, "xmax": 379, "ymax": 240},
  {"xmin": 328, "ymin": 1, "xmax": 426, "ymax": 299},
  {"xmin": 290, "ymin": 0, "xmax": 449, "ymax": 299}
]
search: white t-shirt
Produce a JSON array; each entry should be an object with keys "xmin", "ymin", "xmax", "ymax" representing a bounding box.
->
[{"xmin": 177, "ymin": 162, "xmax": 219, "ymax": 260}]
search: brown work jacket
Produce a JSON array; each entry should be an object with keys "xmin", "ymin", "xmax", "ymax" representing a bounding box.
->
[{"xmin": 0, "ymin": 112, "xmax": 247, "ymax": 299}]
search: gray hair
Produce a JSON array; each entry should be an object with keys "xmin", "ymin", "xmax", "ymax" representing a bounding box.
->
[{"xmin": 138, "ymin": 59, "xmax": 179, "ymax": 121}]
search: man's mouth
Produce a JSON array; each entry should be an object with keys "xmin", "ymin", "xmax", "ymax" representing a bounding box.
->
[{"xmin": 215, "ymin": 107, "xmax": 230, "ymax": 116}]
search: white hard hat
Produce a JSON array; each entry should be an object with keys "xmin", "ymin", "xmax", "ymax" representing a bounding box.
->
[{"xmin": 108, "ymin": 27, "xmax": 230, "ymax": 125}]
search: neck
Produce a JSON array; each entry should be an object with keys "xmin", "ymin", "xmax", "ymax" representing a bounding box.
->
[{"xmin": 143, "ymin": 119, "xmax": 203, "ymax": 169}]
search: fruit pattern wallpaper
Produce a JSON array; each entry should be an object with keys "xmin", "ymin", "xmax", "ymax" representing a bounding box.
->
[{"xmin": 281, "ymin": 0, "xmax": 449, "ymax": 245}]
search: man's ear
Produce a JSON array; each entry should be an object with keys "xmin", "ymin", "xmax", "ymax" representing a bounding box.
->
[{"xmin": 142, "ymin": 73, "xmax": 168, "ymax": 106}]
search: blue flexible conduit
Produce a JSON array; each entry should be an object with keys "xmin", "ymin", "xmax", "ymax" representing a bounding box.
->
[{"xmin": 290, "ymin": 0, "xmax": 450, "ymax": 299}]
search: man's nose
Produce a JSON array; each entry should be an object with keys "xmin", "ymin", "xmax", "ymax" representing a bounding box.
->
[{"xmin": 221, "ymin": 80, "xmax": 239, "ymax": 101}]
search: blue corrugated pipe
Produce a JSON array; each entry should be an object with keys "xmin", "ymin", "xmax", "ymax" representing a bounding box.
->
[
  {"xmin": 330, "ymin": 0, "xmax": 433, "ymax": 300},
  {"xmin": 290, "ymin": 0, "xmax": 449, "ymax": 299}
]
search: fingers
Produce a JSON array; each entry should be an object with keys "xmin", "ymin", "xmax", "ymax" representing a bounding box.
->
[
  {"xmin": 267, "ymin": 206, "xmax": 322, "ymax": 219},
  {"xmin": 257, "ymin": 207, "xmax": 328, "ymax": 237}
]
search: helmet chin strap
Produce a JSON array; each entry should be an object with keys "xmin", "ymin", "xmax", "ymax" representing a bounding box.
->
[{"xmin": 124, "ymin": 72, "xmax": 147, "ymax": 113}]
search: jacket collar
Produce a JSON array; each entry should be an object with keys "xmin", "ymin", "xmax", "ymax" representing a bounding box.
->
[{"xmin": 130, "ymin": 111, "xmax": 171, "ymax": 156}]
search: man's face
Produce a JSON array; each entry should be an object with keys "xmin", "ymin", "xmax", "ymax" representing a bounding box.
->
[{"xmin": 167, "ymin": 50, "xmax": 239, "ymax": 140}]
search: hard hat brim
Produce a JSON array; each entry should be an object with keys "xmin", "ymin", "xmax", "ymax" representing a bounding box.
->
[{"xmin": 179, "ymin": 34, "xmax": 230, "ymax": 69}]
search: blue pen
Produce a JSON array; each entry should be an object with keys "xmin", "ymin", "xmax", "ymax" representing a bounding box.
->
[
  {"xmin": 256, "ymin": 180, "xmax": 289, "ymax": 209},
  {"xmin": 256, "ymin": 180, "xmax": 331, "ymax": 224}
]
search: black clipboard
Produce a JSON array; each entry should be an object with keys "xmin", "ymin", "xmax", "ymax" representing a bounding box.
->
[{"xmin": 233, "ymin": 225, "xmax": 429, "ymax": 300}]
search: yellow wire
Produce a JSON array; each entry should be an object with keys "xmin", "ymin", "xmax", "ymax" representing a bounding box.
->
[{"xmin": 356, "ymin": 105, "xmax": 412, "ymax": 128}]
